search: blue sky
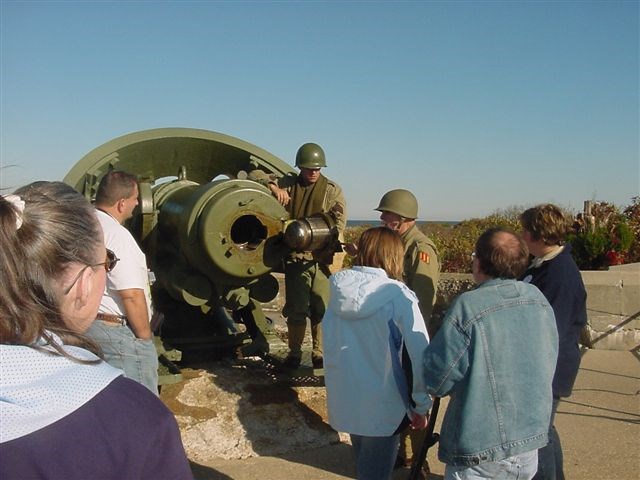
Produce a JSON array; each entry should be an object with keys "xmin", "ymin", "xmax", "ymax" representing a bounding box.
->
[{"xmin": 1, "ymin": 1, "xmax": 638, "ymax": 221}]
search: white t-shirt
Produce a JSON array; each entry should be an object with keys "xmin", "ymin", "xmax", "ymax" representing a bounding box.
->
[{"xmin": 96, "ymin": 210, "xmax": 152, "ymax": 320}]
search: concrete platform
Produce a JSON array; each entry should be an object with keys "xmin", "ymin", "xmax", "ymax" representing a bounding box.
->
[{"xmin": 189, "ymin": 349, "xmax": 640, "ymax": 479}]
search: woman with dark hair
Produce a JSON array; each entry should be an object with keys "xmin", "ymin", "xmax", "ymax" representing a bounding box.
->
[
  {"xmin": 323, "ymin": 227, "xmax": 430, "ymax": 480},
  {"xmin": 520, "ymin": 204, "xmax": 588, "ymax": 480},
  {"xmin": 0, "ymin": 182, "xmax": 192, "ymax": 479}
]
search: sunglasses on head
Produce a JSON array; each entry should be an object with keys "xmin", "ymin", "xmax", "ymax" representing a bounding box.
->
[{"xmin": 63, "ymin": 249, "xmax": 120, "ymax": 295}]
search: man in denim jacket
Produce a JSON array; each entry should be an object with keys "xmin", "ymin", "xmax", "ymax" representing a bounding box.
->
[{"xmin": 423, "ymin": 228, "xmax": 559, "ymax": 479}]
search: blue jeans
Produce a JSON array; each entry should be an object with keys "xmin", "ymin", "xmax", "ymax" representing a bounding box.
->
[
  {"xmin": 445, "ymin": 450, "xmax": 538, "ymax": 480},
  {"xmin": 350, "ymin": 433, "xmax": 400, "ymax": 480},
  {"xmin": 86, "ymin": 320, "xmax": 159, "ymax": 395},
  {"xmin": 533, "ymin": 396, "xmax": 564, "ymax": 480}
]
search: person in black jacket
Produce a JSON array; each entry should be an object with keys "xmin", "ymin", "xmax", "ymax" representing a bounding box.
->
[{"xmin": 520, "ymin": 204, "xmax": 588, "ymax": 480}]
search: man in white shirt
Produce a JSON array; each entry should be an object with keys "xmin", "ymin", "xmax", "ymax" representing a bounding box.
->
[{"xmin": 85, "ymin": 170, "xmax": 158, "ymax": 394}]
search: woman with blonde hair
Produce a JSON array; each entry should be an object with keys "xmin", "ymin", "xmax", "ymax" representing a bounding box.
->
[
  {"xmin": 0, "ymin": 181, "xmax": 192, "ymax": 479},
  {"xmin": 323, "ymin": 227, "xmax": 431, "ymax": 480}
]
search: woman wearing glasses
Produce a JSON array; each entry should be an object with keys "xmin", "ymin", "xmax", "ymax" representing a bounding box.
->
[{"xmin": 0, "ymin": 181, "xmax": 192, "ymax": 479}]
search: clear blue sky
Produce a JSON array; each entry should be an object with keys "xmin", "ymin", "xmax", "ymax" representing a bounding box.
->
[{"xmin": 1, "ymin": 1, "xmax": 638, "ymax": 221}]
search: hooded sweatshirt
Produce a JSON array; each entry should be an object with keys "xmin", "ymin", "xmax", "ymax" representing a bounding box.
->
[{"xmin": 323, "ymin": 266, "xmax": 431, "ymax": 437}]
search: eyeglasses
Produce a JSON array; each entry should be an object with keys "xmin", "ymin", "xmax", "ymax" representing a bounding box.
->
[
  {"xmin": 470, "ymin": 251, "xmax": 477, "ymax": 261},
  {"xmin": 63, "ymin": 249, "xmax": 119, "ymax": 295},
  {"xmin": 102, "ymin": 249, "xmax": 119, "ymax": 272}
]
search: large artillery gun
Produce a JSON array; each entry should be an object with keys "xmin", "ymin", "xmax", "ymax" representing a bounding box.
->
[{"xmin": 64, "ymin": 128, "xmax": 340, "ymax": 360}]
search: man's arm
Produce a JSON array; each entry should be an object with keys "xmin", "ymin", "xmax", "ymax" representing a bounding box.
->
[
  {"xmin": 118, "ymin": 288, "xmax": 152, "ymax": 340},
  {"xmin": 248, "ymin": 169, "xmax": 291, "ymax": 206},
  {"xmin": 398, "ymin": 294, "xmax": 432, "ymax": 416},
  {"xmin": 410, "ymin": 243, "xmax": 440, "ymax": 337},
  {"xmin": 325, "ymin": 181, "xmax": 347, "ymax": 232},
  {"xmin": 268, "ymin": 184, "xmax": 290, "ymax": 206},
  {"xmin": 423, "ymin": 305, "xmax": 470, "ymax": 397}
]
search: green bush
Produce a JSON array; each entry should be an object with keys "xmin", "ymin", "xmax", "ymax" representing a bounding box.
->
[
  {"xmin": 341, "ymin": 223, "xmax": 374, "ymax": 269},
  {"xmin": 623, "ymin": 196, "xmax": 640, "ymax": 264},
  {"xmin": 342, "ymin": 209, "xmax": 524, "ymax": 273},
  {"xmin": 428, "ymin": 209, "xmax": 523, "ymax": 273},
  {"xmin": 568, "ymin": 200, "xmax": 637, "ymax": 270}
]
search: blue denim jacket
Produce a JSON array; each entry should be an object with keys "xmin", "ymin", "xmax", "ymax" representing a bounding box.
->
[{"xmin": 423, "ymin": 278, "xmax": 559, "ymax": 467}]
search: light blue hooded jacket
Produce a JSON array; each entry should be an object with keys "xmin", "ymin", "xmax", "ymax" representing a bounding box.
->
[{"xmin": 323, "ymin": 266, "xmax": 432, "ymax": 437}]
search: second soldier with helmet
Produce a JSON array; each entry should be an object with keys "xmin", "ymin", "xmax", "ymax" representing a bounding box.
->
[
  {"xmin": 375, "ymin": 189, "xmax": 440, "ymax": 337},
  {"xmin": 375, "ymin": 188, "xmax": 441, "ymax": 476}
]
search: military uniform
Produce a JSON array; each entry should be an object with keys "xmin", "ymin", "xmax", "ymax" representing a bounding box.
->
[
  {"xmin": 398, "ymin": 224, "xmax": 440, "ymax": 474},
  {"xmin": 276, "ymin": 172, "xmax": 346, "ymax": 350},
  {"xmin": 375, "ymin": 189, "xmax": 440, "ymax": 475},
  {"xmin": 401, "ymin": 224, "xmax": 440, "ymax": 338},
  {"xmin": 249, "ymin": 154, "xmax": 346, "ymax": 367}
]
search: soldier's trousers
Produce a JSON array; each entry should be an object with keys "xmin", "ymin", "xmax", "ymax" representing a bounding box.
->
[{"xmin": 282, "ymin": 259, "xmax": 330, "ymax": 326}]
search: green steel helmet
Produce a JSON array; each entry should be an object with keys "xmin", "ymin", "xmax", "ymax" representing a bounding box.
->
[
  {"xmin": 295, "ymin": 143, "xmax": 326, "ymax": 168},
  {"xmin": 375, "ymin": 189, "xmax": 419, "ymax": 219}
]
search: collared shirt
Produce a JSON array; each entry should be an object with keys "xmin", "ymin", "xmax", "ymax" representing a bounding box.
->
[{"xmin": 529, "ymin": 244, "xmax": 564, "ymax": 269}]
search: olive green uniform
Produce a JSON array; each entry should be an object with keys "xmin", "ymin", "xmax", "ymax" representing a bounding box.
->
[
  {"xmin": 277, "ymin": 172, "xmax": 346, "ymax": 321},
  {"xmin": 401, "ymin": 224, "xmax": 440, "ymax": 338},
  {"xmin": 399, "ymin": 224, "xmax": 440, "ymax": 470},
  {"xmin": 250, "ymin": 169, "xmax": 346, "ymax": 361}
]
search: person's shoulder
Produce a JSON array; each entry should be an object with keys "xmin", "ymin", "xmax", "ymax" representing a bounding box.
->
[
  {"xmin": 518, "ymin": 279, "xmax": 549, "ymax": 299},
  {"xmin": 406, "ymin": 228, "xmax": 437, "ymax": 257},
  {"xmin": 324, "ymin": 176, "xmax": 343, "ymax": 190},
  {"xmin": 96, "ymin": 209, "xmax": 116, "ymax": 228},
  {"xmin": 97, "ymin": 377, "xmax": 168, "ymax": 416},
  {"xmin": 282, "ymin": 171, "xmax": 298, "ymax": 181},
  {"xmin": 416, "ymin": 233, "xmax": 438, "ymax": 254},
  {"xmin": 105, "ymin": 222, "xmax": 139, "ymax": 249},
  {"xmin": 388, "ymin": 279, "xmax": 419, "ymax": 303},
  {"xmin": 546, "ymin": 247, "xmax": 581, "ymax": 277}
]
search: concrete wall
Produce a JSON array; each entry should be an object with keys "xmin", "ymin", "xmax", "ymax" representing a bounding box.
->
[
  {"xmin": 580, "ymin": 264, "xmax": 640, "ymax": 351},
  {"xmin": 435, "ymin": 268, "xmax": 640, "ymax": 351},
  {"xmin": 263, "ymin": 264, "xmax": 640, "ymax": 351}
]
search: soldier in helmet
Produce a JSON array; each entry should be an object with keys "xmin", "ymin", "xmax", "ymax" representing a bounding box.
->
[
  {"xmin": 375, "ymin": 189, "xmax": 440, "ymax": 337},
  {"xmin": 250, "ymin": 143, "xmax": 346, "ymax": 369},
  {"xmin": 375, "ymin": 189, "xmax": 440, "ymax": 476}
]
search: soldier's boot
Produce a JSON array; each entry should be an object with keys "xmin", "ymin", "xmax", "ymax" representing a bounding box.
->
[
  {"xmin": 310, "ymin": 322, "xmax": 323, "ymax": 369},
  {"xmin": 283, "ymin": 323, "xmax": 306, "ymax": 369}
]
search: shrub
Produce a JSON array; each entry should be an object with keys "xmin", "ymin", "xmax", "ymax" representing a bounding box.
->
[
  {"xmin": 341, "ymin": 223, "xmax": 374, "ymax": 269},
  {"xmin": 622, "ymin": 196, "xmax": 640, "ymax": 264},
  {"xmin": 568, "ymin": 200, "xmax": 636, "ymax": 270},
  {"xmin": 342, "ymin": 209, "xmax": 524, "ymax": 273},
  {"xmin": 341, "ymin": 199, "xmax": 638, "ymax": 273},
  {"xmin": 427, "ymin": 207, "xmax": 524, "ymax": 273}
]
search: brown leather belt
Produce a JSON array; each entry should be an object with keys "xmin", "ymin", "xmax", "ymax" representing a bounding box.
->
[{"xmin": 96, "ymin": 312, "xmax": 127, "ymax": 326}]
